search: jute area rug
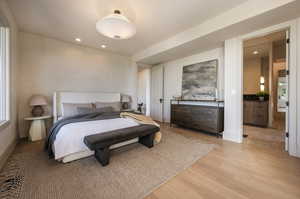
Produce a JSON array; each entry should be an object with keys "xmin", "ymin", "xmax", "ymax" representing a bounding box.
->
[{"xmin": 0, "ymin": 131, "xmax": 215, "ymax": 199}]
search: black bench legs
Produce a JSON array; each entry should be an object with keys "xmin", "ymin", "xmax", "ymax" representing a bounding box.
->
[
  {"xmin": 139, "ymin": 133, "xmax": 155, "ymax": 148},
  {"xmin": 94, "ymin": 133, "xmax": 155, "ymax": 167},
  {"xmin": 95, "ymin": 147, "xmax": 110, "ymax": 166}
]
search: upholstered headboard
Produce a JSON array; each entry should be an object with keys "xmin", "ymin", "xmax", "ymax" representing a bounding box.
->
[{"xmin": 53, "ymin": 91, "xmax": 121, "ymax": 122}]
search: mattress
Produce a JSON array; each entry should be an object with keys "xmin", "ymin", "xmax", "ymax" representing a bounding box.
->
[{"xmin": 53, "ymin": 117, "xmax": 139, "ymax": 161}]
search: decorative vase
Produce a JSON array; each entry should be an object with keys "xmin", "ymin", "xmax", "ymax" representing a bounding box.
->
[{"xmin": 31, "ymin": 105, "xmax": 44, "ymax": 117}]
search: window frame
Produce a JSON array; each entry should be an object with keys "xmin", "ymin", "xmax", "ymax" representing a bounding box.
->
[{"xmin": 0, "ymin": 26, "xmax": 10, "ymax": 128}]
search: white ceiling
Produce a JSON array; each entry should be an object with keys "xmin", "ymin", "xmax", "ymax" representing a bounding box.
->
[
  {"xmin": 133, "ymin": 0, "xmax": 300, "ymax": 65},
  {"xmin": 244, "ymin": 31, "xmax": 286, "ymax": 59},
  {"xmin": 8, "ymin": 0, "xmax": 248, "ymax": 56}
]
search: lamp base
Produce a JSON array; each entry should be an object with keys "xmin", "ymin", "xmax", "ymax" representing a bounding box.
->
[
  {"xmin": 122, "ymin": 102, "xmax": 129, "ymax": 110},
  {"xmin": 31, "ymin": 106, "xmax": 44, "ymax": 117}
]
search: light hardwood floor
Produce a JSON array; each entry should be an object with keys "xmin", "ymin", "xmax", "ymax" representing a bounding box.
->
[
  {"xmin": 146, "ymin": 124, "xmax": 300, "ymax": 199},
  {"xmin": 244, "ymin": 125, "xmax": 285, "ymax": 143}
]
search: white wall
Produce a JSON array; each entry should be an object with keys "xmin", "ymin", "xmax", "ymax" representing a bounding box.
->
[
  {"xmin": 243, "ymin": 58, "xmax": 261, "ymax": 94},
  {"xmin": 0, "ymin": 0, "xmax": 19, "ymax": 168},
  {"xmin": 137, "ymin": 68, "xmax": 151, "ymax": 115},
  {"xmin": 18, "ymin": 32, "xmax": 138, "ymax": 137},
  {"xmin": 162, "ymin": 48, "xmax": 224, "ymax": 122}
]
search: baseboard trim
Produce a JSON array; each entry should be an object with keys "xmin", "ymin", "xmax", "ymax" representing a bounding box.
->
[
  {"xmin": 0, "ymin": 140, "xmax": 17, "ymax": 172},
  {"xmin": 222, "ymin": 130, "xmax": 243, "ymax": 143}
]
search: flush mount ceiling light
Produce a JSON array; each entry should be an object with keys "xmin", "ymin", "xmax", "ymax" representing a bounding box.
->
[
  {"xmin": 101, "ymin": 44, "xmax": 107, "ymax": 48},
  {"xmin": 75, "ymin": 38, "xmax": 81, "ymax": 42},
  {"xmin": 96, "ymin": 10, "xmax": 136, "ymax": 40},
  {"xmin": 253, "ymin": 50, "xmax": 259, "ymax": 55}
]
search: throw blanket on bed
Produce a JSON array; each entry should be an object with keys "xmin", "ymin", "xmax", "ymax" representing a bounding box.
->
[
  {"xmin": 44, "ymin": 112, "xmax": 121, "ymax": 158},
  {"xmin": 120, "ymin": 112, "xmax": 162, "ymax": 144}
]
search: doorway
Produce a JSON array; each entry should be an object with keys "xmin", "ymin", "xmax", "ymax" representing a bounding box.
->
[
  {"xmin": 150, "ymin": 65, "xmax": 164, "ymax": 122},
  {"xmin": 242, "ymin": 30, "xmax": 289, "ymax": 149}
]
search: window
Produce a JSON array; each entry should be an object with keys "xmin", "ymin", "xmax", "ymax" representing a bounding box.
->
[{"xmin": 0, "ymin": 26, "xmax": 10, "ymax": 124}]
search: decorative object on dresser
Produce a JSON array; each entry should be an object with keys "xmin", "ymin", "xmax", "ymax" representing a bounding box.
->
[
  {"xmin": 24, "ymin": 115, "xmax": 52, "ymax": 141},
  {"xmin": 137, "ymin": 102, "xmax": 143, "ymax": 113},
  {"xmin": 29, "ymin": 95, "xmax": 48, "ymax": 117},
  {"xmin": 170, "ymin": 100, "xmax": 224, "ymax": 137},
  {"xmin": 121, "ymin": 95, "xmax": 131, "ymax": 110},
  {"xmin": 182, "ymin": 59, "xmax": 218, "ymax": 100},
  {"xmin": 172, "ymin": 95, "xmax": 182, "ymax": 100}
]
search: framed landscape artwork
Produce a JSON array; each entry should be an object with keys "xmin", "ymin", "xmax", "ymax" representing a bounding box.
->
[{"xmin": 182, "ymin": 59, "xmax": 218, "ymax": 100}]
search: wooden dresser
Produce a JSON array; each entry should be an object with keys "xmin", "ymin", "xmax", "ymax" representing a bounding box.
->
[
  {"xmin": 243, "ymin": 100, "xmax": 268, "ymax": 127},
  {"xmin": 170, "ymin": 100, "xmax": 224, "ymax": 136}
]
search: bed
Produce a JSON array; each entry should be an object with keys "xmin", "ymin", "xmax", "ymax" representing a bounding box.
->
[{"xmin": 50, "ymin": 91, "xmax": 140, "ymax": 163}]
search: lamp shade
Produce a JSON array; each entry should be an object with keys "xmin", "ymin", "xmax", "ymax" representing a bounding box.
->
[
  {"xmin": 96, "ymin": 10, "xmax": 136, "ymax": 40},
  {"xmin": 121, "ymin": 95, "xmax": 131, "ymax": 103},
  {"xmin": 29, "ymin": 95, "xmax": 48, "ymax": 106}
]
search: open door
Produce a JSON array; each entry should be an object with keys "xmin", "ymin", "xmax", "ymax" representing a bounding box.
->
[
  {"xmin": 150, "ymin": 65, "xmax": 164, "ymax": 122},
  {"xmin": 284, "ymin": 30, "xmax": 290, "ymax": 151}
]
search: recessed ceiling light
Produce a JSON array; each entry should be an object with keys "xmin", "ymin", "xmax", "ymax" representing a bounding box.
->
[
  {"xmin": 75, "ymin": 38, "xmax": 81, "ymax": 42},
  {"xmin": 101, "ymin": 44, "xmax": 107, "ymax": 48},
  {"xmin": 253, "ymin": 50, "xmax": 259, "ymax": 55}
]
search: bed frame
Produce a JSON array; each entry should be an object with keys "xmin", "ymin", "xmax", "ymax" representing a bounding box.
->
[
  {"xmin": 52, "ymin": 91, "xmax": 139, "ymax": 163},
  {"xmin": 53, "ymin": 91, "xmax": 121, "ymax": 122}
]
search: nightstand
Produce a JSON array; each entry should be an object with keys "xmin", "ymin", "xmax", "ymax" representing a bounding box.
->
[{"xmin": 24, "ymin": 115, "xmax": 52, "ymax": 141}]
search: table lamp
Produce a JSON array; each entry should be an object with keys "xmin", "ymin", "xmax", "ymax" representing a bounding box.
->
[
  {"xmin": 121, "ymin": 95, "xmax": 131, "ymax": 110},
  {"xmin": 29, "ymin": 95, "xmax": 48, "ymax": 117}
]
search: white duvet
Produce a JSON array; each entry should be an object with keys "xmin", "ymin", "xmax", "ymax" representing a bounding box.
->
[{"xmin": 53, "ymin": 118, "xmax": 139, "ymax": 160}]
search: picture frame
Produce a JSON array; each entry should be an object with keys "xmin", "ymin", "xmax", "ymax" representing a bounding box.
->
[{"xmin": 181, "ymin": 59, "xmax": 218, "ymax": 100}]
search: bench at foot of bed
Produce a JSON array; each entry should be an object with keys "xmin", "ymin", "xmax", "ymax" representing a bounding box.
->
[{"xmin": 84, "ymin": 124, "xmax": 160, "ymax": 166}]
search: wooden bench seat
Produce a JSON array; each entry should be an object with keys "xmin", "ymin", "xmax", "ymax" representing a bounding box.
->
[{"xmin": 84, "ymin": 124, "xmax": 160, "ymax": 166}]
